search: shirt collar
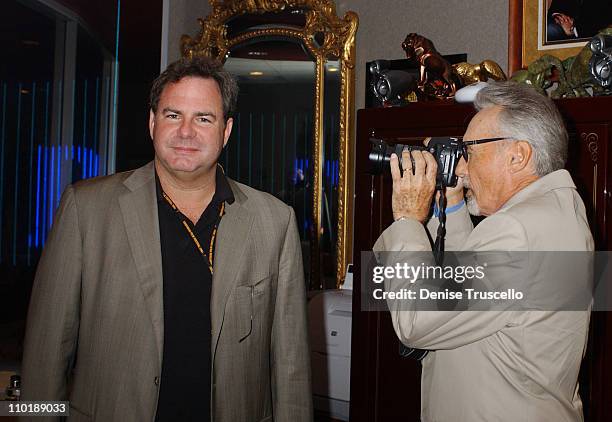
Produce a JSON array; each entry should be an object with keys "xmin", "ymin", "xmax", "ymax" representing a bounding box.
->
[{"xmin": 215, "ymin": 164, "xmax": 235, "ymax": 205}]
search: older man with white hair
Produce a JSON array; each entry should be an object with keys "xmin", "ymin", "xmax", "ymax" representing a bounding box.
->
[{"xmin": 374, "ymin": 81, "xmax": 593, "ymax": 421}]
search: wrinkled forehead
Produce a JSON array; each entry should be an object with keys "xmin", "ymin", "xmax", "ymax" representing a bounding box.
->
[{"xmin": 465, "ymin": 106, "xmax": 503, "ymax": 139}]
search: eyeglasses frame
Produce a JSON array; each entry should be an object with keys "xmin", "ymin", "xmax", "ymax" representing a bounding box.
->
[{"xmin": 460, "ymin": 137, "xmax": 510, "ymax": 161}]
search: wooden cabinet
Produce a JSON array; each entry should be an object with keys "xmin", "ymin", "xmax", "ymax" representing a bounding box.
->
[{"xmin": 349, "ymin": 96, "xmax": 612, "ymax": 422}]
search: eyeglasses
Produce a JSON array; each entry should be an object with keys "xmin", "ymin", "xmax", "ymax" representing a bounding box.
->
[{"xmin": 460, "ymin": 137, "xmax": 509, "ymax": 161}]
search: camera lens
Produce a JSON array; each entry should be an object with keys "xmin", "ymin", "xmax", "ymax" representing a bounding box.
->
[{"xmin": 368, "ymin": 138, "xmax": 394, "ymax": 174}]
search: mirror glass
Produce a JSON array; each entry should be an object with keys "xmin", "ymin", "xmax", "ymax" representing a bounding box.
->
[
  {"xmin": 222, "ymin": 38, "xmax": 318, "ymax": 282},
  {"xmin": 320, "ymin": 60, "xmax": 341, "ymax": 288}
]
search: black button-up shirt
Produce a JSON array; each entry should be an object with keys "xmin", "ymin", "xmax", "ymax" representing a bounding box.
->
[{"xmin": 155, "ymin": 167, "xmax": 234, "ymax": 422}]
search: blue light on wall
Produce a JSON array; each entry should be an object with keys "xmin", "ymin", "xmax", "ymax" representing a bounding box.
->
[
  {"xmin": 49, "ymin": 144, "xmax": 54, "ymax": 226},
  {"xmin": 35, "ymin": 145, "xmax": 41, "ymax": 248},
  {"xmin": 13, "ymin": 83, "xmax": 23, "ymax": 266},
  {"xmin": 0, "ymin": 83, "xmax": 7, "ymax": 260},
  {"xmin": 42, "ymin": 138, "xmax": 48, "ymax": 246},
  {"xmin": 83, "ymin": 145, "xmax": 88, "ymax": 179},
  {"xmin": 28, "ymin": 144, "xmax": 101, "ymax": 252},
  {"xmin": 56, "ymin": 144, "xmax": 61, "ymax": 204},
  {"xmin": 89, "ymin": 148, "xmax": 93, "ymax": 179},
  {"xmin": 27, "ymin": 82, "xmax": 37, "ymax": 265},
  {"xmin": 0, "ymin": 78, "xmax": 108, "ymax": 266}
]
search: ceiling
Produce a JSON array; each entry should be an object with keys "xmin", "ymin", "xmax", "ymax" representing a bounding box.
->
[{"xmin": 224, "ymin": 57, "xmax": 340, "ymax": 84}]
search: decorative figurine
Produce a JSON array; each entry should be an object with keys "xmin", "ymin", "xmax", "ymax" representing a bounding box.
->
[
  {"xmin": 401, "ymin": 33, "xmax": 506, "ymax": 100},
  {"xmin": 511, "ymin": 27, "xmax": 612, "ymax": 98},
  {"xmin": 402, "ymin": 33, "xmax": 458, "ymax": 99},
  {"xmin": 453, "ymin": 60, "xmax": 507, "ymax": 86}
]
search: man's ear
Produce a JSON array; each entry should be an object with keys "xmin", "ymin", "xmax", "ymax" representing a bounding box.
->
[
  {"xmin": 148, "ymin": 110, "xmax": 155, "ymax": 139},
  {"xmin": 223, "ymin": 117, "xmax": 234, "ymax": 148},
  {"xmin": 507, "ymin": 140, "xmax": 533, "ymax": 173}
]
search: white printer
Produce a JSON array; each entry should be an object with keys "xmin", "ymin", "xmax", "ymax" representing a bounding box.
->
[{"xmin": 308, "ymin": 267, "xmax": 353, "ymax": 421}]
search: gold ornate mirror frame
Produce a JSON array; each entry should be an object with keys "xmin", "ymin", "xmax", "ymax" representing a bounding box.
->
[{"xmin": 181, "ymin": 0, "xmax": 358, "ymax": 287}]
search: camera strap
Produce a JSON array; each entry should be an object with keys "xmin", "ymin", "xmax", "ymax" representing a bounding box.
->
[
  {"xmin": 433, "ymin": 186, "xmax": 447, "ymax": 266},
  {"xmin": 399, "ymin": 186, "xmax": 448, "ymax": 362}
]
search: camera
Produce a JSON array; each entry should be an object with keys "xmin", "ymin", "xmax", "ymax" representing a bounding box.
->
[{"xmin": 369, "ymin": 137, "xmax": 464, "ymax": 188}]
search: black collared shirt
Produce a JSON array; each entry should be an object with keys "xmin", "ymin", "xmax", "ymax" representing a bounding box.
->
[{"xmin": 155, "ymin": 167, "xmax": 234, "ymax": 422}]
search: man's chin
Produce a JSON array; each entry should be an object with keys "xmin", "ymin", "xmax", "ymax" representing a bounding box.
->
[
  {"xmin": 465, "ymin": 191, "xmax": 481, "ymax": 216},
  {"xmin": 167, "ymin": 156, "xmax": 208, "ymax": 172},
  {"xmin": 166, "ymin": 163, "xmax": 200, "ymax": 174},
  {"xmin": 156, "ymin": 158, "xmax": 212, "ymax": 179}
]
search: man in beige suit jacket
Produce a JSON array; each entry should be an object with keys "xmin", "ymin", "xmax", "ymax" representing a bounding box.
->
[
  {"xmin": 21, "ymin": 58, "xmax": 312, "ymax": 421},
  {"xmin": 374, "ymin": 81, "xmax": 593, "ymax": 421}
]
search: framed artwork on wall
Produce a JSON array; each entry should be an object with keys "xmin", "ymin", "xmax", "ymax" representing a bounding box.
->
[{"xmin": 508, "ymin": 0, "xmax": 612, "ymax": 74}]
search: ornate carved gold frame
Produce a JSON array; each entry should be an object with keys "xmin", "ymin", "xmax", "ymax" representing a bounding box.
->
[{"xmin": 181, "ymin": 0, "xmax": 358, "ymax": 287}]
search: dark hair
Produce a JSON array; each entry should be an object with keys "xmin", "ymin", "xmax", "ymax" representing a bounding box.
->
[{"xmin": 149, "ymin": 57, "xmax": 238, "ymax": 120}]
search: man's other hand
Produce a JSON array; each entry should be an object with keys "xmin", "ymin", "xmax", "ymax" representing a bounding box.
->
[{"xmin": 391, "ymin": 149, "xmax": 436, "ymax": 223}]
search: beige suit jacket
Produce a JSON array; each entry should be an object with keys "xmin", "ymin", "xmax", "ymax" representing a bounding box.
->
[
  {"xmin": 21, "ymin": 162, "xmax": 313, "ymax": 422},
  {"xmin": 374, "ymin": 170, "xmax": 593, "ymax": 421}
]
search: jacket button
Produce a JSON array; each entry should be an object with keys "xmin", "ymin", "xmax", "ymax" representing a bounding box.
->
[{"xmin": 154, "ymin": 376, "xmax": 160, "ymax": 386}]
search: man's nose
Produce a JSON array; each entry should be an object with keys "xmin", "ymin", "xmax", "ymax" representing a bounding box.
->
[
  {"xmin": 455, "ymin": 156, "xmax": 467, "ymax": 177},
  {"xmin": 178, "ymin": 119, "xmax": 196, "ymax": 138}
]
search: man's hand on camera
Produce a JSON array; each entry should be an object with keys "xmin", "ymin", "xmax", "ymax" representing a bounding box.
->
[
  {"xmin": 422, "ymin": 137, "xmax": 465, "ymax": 209},
  {"xmin": 391, "ymin": 149, "xmax": 436, "ymax": 223}
]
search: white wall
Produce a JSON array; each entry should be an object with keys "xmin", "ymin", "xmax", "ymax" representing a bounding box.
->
[
  {"xmin": 336, "ymin": 0, "xmax": 508, "ymax": 108},
  {"xmin": 166, "ymin": 0, "xmax": 212, "ymax": 65},
  {"xmin": 166, "ymin": 0, "xmax": 509, "ymax": 108}
]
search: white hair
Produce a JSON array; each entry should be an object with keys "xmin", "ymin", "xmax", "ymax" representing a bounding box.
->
[{"xmin": 474, "ymin": 81, "xmax": 568, "ymax": 176}]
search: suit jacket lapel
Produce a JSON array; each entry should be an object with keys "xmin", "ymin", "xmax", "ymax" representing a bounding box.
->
[
  {"xmin": 211, "ymin": 180, "xmax": 254, "ymax": 359},
  {"xmin": 119, "ymin": 162, "xmax": 164, "ymax": 364}
]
